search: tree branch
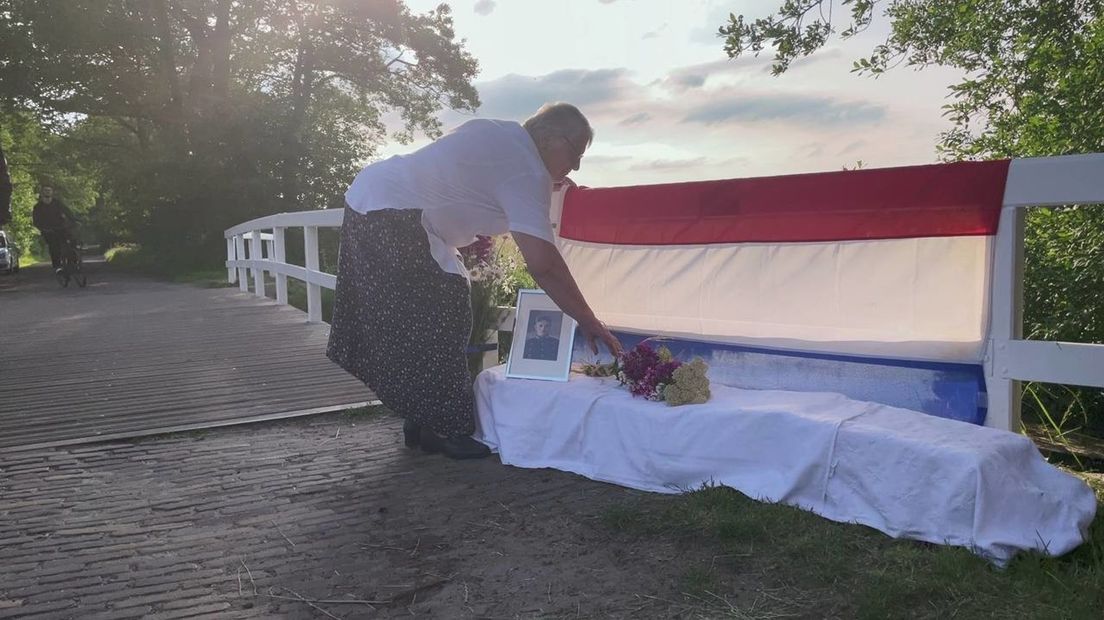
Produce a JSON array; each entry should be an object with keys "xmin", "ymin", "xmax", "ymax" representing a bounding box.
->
[{"xmin": 151, "ymin": 0, "xmax": 184, "ymax": 116}]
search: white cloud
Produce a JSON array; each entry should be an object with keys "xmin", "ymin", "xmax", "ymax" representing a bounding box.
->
[
  {"xmin": 682, "ymin": 94, "xmax": 885, "ymax": 127},
  {"xmin": 629, "ymin": 156, "xmax": 709, "ymax": 171},
  {"xmin": 384, "ymin": 1, "xmax": 961, "ymax": 184},
  {"xmin": 837, "ymin": 139, "xmax": 868, "ymax": 156},
  {"xmin": 472, "ymin": 69, "xmax": 642, "ymax": 120},
  {"xmin": 473, "ymin": 0, "xmax": 496, "ymax": 16},
  {"xmin": 619, "ymin": 112, "xmax": 652, "ymax": 126},
  {"xmin": 642, "ymin": 22, "xmax": 669, "ymax": 39},
  {"xmin": 469, "ymin": 65, "xmax": 886, "ymax": 131}
]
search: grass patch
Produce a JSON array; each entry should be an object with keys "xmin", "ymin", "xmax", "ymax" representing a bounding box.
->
[
  {"xmin": 108, "ymin": 244, "xmax": 338, "ymax": 316},
  {"xmin": 679, "ymin": 565, "xmax": 720, "ymax": 599},
  {"xmin": 105, "ymin": 244, "xmax": 231, "ymax": 288},
  {"xmin": 173, "ymin": 268, "xmax": 235, "ymax": 288},
  {"xmin": 342, "ymin": 405, "xmax": 387, "ymax": 418},
  {"xmin": 600, "ymin": 504, "xmax": 652, "ymax": 531},
  {"xmin": 603, "ymin": 476, "xmax": 1104, "ymax": 619},
  {"xmin": 18, "ymin": 248, "xmax": 44, "ymax": 267}
]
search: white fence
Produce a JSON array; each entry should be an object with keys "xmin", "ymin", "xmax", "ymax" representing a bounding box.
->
[
  {"xmin": 985, "ymin": 154, "xmax": 1104, "ymax": 430},
  {"xmin": 225, "ymin": 209, "xmax": 341, "ymax": 323},
  {"xmin": 225, "ymin": 154, "xmax": 1104, "ymax": 431},
  {"xmin": 223, "ymin": 209, "xmax": 503, "ymax": 369}
]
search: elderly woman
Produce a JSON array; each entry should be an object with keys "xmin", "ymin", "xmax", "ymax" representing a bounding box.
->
[{"xmin": 327, "ymin": 103, "xmax": 622, "ymax": 460}]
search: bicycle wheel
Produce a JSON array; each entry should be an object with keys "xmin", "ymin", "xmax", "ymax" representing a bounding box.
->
[
  {"xmin": 74, "ymin": 264, "xmax": 87, "ymax": 288},
  {"xmin": 55, "ymin": 267, "xmax": 69, "ymax": 288}
]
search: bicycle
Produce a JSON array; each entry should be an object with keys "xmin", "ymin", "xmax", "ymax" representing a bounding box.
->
[{"xmin": 54, "ymin": 232, "xmax": 87, "ymax": 288}]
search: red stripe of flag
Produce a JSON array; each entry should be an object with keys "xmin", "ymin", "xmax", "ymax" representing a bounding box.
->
[{"xmin": 560, "ymin": 159, "xmax": 1010, "ymax": 245}]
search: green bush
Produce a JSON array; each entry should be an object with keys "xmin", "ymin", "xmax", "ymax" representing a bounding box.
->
[{"xmin": 1023, "ymin": 206, "xmax": 1104, "ymax": 437}]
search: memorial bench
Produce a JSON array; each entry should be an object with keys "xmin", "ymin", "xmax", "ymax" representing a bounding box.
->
[{"xmin": 474, "ymin": 155, "xmax": 1104, "ymax": 563}]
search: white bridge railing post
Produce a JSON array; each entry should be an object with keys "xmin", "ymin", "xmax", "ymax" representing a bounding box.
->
[
  {"xmin": 985, "ymin": 154, "xmax": 1104, "ymax": 431},
  {"xmin": 273, "ymin": 227, "xmax": 288, "ymax": 305},
  {"xmin": 225, "ymin": 209, "xmax": 341, "ymax": 324},
  {"xmin": 234, "ymin": 235, "xmax": 248, "ymax": 293},
  {"xmin": 226, "ymin": 237, "xmax": 236, "ymax": 284},
  {"xmin": 985, "ymin": 207, "xmax": 1025, "ymax": 431},
  {"xmin": 250, "ymin": 230, "xmax": 265, "ymax": 298},
  {"xmin": 304, "ymin": 225, "xmax": 322, "ymax": 324}
]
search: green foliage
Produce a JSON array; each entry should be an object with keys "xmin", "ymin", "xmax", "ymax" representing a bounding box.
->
[
  {"xmin": 464, "ymin": 238, "xmax": 527, "ymax": 372},
  {"xmin": 498, "ymin": 239, "xmax": 537, "ymax": 307},
  {"xmin": 17, "ymin": 250, "xmax": 40, "ymax": 267},
  {"xmin": 1025, "ymin": 206, "xmax": 1104, "ymax": 344},
  {"xmin": 0, "ymin": 110, "xmax": 100, "ymax": 255},
  {"xmin": 0, "ymin": 0, "xmax": 479, "ymax": 263},
  {"xmin": 1023, "ymin": 204, "xmax": 1104, "ymax": 436},
  {"xmin": 719, "ymin": 1, "xmax": 839, "ymax": 76},
  {"xmin": 469, "ymin": 239, "xmax": 535, "ymax": 367},
  {"xmin": 105, "ymin": 243, "xmax": 229, "ymax": 286}
]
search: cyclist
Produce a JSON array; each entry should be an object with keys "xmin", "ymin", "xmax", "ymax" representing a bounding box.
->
[{"xmin": 32, "ymin": 185, "xmax": 79, "ymax": 270}]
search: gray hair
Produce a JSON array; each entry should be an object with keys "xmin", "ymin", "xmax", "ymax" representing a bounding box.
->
[{"xmin": 523, "ymin": 102, "xmax": 594, "ymax": 148}]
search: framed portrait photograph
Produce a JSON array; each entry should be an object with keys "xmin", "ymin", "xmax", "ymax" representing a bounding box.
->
[{"xmin": 505, "ymin": 289, "xmax": 577, "ymax": 382}]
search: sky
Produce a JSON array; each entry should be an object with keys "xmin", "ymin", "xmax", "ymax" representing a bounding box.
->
[{"xmin": 383, "ymin": 0, "xmax": 966, "ymax": 187}]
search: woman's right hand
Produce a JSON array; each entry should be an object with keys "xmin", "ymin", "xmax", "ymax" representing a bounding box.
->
[
  {"xmin": 584, "ymin": 320, "xmax": 622, "ymax": 358},
  {"xmin": 511, "ymin": 232, "xmax": 621, "ymax": 358}
]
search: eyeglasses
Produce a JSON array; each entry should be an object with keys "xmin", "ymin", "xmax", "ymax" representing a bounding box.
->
[{"xmin": 558, "ymin": 134, "xmax": 586, "ymax": 164}]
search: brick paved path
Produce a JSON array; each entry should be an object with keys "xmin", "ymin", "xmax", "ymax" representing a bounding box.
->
[{"xmin": 0, "ymin": 411, "xmax": 700, "ymax": 619}]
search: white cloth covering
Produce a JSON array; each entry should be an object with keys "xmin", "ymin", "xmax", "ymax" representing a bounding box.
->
[
  {"xmin": 344, "ymin": 119, "xmax": 554, "ymax": 277},
  {"xmin": 474, "ymin": 365, "xmax": 1096, "ymax": 563}
]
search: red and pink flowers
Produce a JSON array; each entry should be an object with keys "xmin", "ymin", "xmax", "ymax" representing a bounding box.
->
[
  {"xmin": 580, "ymin": 341, "xmax": 712, "ymax": 406},
  {"xmin": 618, "ymin": 342, "xmax": 682, "ymax": 400}
]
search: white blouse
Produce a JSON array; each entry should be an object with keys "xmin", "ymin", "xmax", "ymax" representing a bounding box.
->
[{"xmin": 344, "ymin": 119, "xmax": 555, "ymax": 277}]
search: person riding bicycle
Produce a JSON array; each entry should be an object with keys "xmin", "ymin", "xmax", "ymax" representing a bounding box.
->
[{"xmin": 32, "ymin": 185, "xmax": 80, "ymax": 270}]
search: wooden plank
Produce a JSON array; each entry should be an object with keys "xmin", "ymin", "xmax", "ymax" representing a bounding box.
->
[
  {"xmin": 1, "ymin": 403, "xmax": 377, "ymax": 452},
  {"xmin": 0, "ymin": 263, "xmax": 375, "ymax": 452},
  {"xmin": 1002, "ymin": 340, "xmax": 1104, "ymax": 389}
]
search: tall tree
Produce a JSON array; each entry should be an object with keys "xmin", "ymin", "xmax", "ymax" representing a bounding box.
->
[{"xmin": 0, "ymin": 0, "xmax": 479, "ymax": 260}]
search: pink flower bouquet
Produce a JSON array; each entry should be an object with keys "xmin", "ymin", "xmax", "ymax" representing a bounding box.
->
[{"xmin": 579, "ymin": 341, "xmax": 711, "ymax": 406}]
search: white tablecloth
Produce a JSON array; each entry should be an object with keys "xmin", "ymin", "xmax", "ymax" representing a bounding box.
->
[{"xmin": 474, "ymin": 366, "xmax": 1096, "ymax": 563}]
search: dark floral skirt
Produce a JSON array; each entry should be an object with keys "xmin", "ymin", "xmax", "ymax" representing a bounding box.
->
[{"xmin": 326, "ymin": 207, "xmax": 475, "ymax": 436}]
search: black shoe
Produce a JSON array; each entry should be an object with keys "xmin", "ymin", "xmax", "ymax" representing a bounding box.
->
[
  {"xmin": 419, "ymin": 429, "xmax": 491, "ymax": 460},
  {"xmin": 403, "ymin": 419, "xmax": 421, "ymax": 448}
]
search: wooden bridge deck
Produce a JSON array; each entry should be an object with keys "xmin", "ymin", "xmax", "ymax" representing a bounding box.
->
[{"xmin": 0, "ymin": 261, "xmax": 375, "ymax": 452}]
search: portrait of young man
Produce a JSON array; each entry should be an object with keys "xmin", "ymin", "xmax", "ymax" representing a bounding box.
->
[{"xmin": 523, "ymin": 312, "xmax": 562, "ymax": 361}]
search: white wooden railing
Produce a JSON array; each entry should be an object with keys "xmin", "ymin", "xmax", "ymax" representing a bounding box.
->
[
  {"xmin": 225, "ymin": 209, "xmax": 342, "ymax": 323},
  {"xmin": 984, "ymin": 154, "xmax": 1104, "ymax": 430},
  {"xmin": 224, "ymin": 209, "xmax": 506, "ymax": 369},
  {"xmin": 225, "ymin": 154, "xmax": 1104, "ymax": 432}
]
